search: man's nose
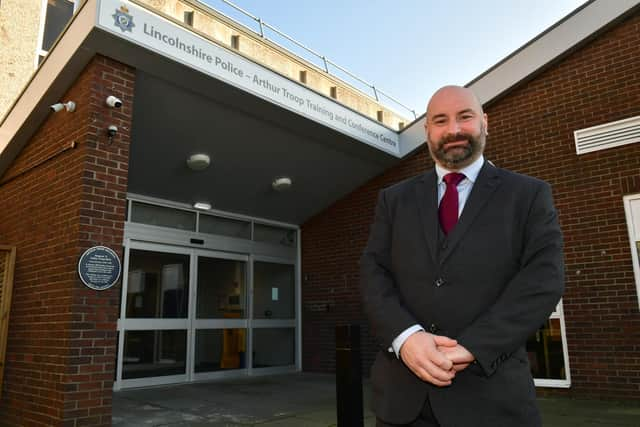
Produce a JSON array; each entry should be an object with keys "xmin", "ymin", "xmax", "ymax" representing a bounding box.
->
[{"xmin": 445, "ymin": 120, "xmax": 461, "ymax": 135}]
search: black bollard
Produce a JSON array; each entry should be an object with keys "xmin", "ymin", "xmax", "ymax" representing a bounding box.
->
[{"xmin": 335, "ymin": 324, "xmax": 364, "ymax": 427}]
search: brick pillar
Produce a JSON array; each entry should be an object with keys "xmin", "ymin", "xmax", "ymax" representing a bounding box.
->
[
  {"xmin": 62, "ymin": 56, "xmax": 134, "ymax": 426},
  {"xmin": 0, "ymin": 55, "xmax": 134, "ymax": 426}
]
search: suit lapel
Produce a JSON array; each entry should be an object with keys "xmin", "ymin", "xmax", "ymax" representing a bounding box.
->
[
  {"xmin": 415, "ymin": 169, "xmax": 439, "ymax": 263},
  {"xmin": 439, "ymin": 162, "xmax": 502, "ymax": 263}
]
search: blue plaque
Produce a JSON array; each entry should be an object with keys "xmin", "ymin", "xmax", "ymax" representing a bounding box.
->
[{"xmin": 78, "ymin": 246, "xmax": 121, "ymax": 291}]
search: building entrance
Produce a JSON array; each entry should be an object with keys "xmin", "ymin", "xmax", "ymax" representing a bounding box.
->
[{"xmin": 115, "ymin": 197, "xmax": 299, "ymax": 390}]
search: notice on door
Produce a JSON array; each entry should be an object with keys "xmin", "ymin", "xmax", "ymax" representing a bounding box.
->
[{"xmin": 78, "ymin": 246, "xmax": 122, "ymax": 291}]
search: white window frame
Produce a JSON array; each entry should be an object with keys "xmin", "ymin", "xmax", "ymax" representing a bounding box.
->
[
  {"xmin": 34, "ymin": 0, "xmax": 80, "ymax": 68},
  {"xmin": 533, "ymin": 301, "xmax": 571, "ymax": 388},
  {"xmin": 623, "ymin": 193, "xmax": 640, "ymax": 310}
]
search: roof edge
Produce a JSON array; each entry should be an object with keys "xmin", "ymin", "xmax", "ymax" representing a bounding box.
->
[
  {"xmin": 0, "ymin": 0, "xmax": 97, "ymax": 177},
  {"xmin": 467, "ymin": 0, "xmax": 640, "ymax": 106},
  {"xmin": 398, "ymin": 0, "xmax": 640, "ymax": 156}
]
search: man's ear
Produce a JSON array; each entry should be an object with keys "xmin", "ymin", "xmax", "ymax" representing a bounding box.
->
[{"xmin": 483, "ymin": 113, "xmax": 489, "ymax": 135}]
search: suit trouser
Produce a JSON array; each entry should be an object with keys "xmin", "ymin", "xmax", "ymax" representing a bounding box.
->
[{"xmin": 376, "ymin": 395, "xmax": 440, "ymax": 427}]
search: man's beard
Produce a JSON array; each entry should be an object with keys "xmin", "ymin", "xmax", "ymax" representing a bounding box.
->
[{"xmin": 429, "ymin": 131, "xmax": 485, "ymax": 169}]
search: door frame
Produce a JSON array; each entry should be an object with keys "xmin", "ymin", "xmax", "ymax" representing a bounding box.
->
[
  {"xmin": 115, "ymin": 241, "xmax": 193, "ymax": 389},
  {"xmin": 250, "ymin": 254, "xmax": 299, "ymax": 375},
  {"xmin": 190, "ymin": 249, "xmax": 250, "ymax": 382}
]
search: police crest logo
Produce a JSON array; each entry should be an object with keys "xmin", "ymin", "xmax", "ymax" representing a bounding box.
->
[{"xmin": 112, "ymin": 5, "xmax": 135, "ymax": 33}]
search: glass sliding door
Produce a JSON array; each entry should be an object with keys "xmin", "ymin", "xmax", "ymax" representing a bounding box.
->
[
  {"xmin": 117, "ymin": 243, "xmax": 191, "ymax": 388},
  {"xmin": 116, "ymin": 211, "xmax": 300, "ymax": 390},
  {"xmin": 251, "ymin": 258, "xmax": 297, "ymax": 373},
  {"xmin": 123, "ymin": 330, "xmax": 187, "ymax": 378},
  {"xmin": 192, "ymin": 251, "xmax": 249, "ymax": 380}
]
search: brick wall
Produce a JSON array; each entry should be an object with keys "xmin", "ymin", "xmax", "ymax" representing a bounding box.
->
[
  {"xmin": 0, "ymin": 55, "xmax": 134, "ymax": 426},
  {"xmin": 484, "ymin": 10, "xmax": 640, "ymax": 400},
  {"xmin": 301, "ymin": 151, "xmax": 431, "ymax": 374},
  {"xmin": 301, "ymin": 10, "xmax": 640, "ymax": 400}
]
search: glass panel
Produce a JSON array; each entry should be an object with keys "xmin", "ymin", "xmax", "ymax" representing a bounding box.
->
[
  {"xmin": 253, "ymin": 224, "xmax": 296, "ymax": 247},
  {"xmin": 197, "ymin": 257, "xmax": 246, "ymax": 318},
  {"xmin": 42, "ymin": 0, "xmax": 74, "ymax": 51},
  {"xmin": 253, "ymin": 262, "xmax": 294, "ymax": 319},
  {"xmin": 194, "ymin": 329, "xmax": 247, "ymax": 372},
  {"xmin": 130, "ymin": 202, "xmax": 196, "ymax": 231},
  {"xmin": 252, "ymin": 328, "xmax": 295, "ymax": 368},
  {"xmin": 199, "ymin": 214, "xmax": 251, "ymax": 239},
  {"xmin": 526, "ymin": 318, "xmax": 566, "ymax": 380},
  {"xmin": 122, "ymin": 330, "xmax": 186, "ymax": 379},
  {"xmin": 126, "ymin": 249, "xmax": 189, "ymax": 318}
]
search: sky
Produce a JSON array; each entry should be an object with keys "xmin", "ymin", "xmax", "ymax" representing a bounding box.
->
[{"xmin": 200, "ymin": 0, "xmax": 588, "ymax": 118}]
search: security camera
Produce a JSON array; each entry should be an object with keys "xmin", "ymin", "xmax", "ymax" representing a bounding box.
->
[
  {"xmin": 50, "ymin": 101, "xmax": 76, "ymax": 112},
  {"xmin": 106, "ymin": 95, "xmax": 122, "ymax": 108},
  {"xmin": 107, "ymin": 125, "xmax": 118, "ymax": 137}
]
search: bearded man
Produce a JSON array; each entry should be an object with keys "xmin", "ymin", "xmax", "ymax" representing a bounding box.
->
[{"xmin": 360, "ymin": 85, "xmax": 564, "ymax": 427}]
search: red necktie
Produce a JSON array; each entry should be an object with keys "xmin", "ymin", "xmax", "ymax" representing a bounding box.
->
[{"xmin": 439, "ymin": 173, "xmax": 465, "ymax": 235}]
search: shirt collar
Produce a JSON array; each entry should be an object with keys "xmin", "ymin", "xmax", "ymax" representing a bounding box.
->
[{"xmin": 435, "ymin": 155, "xmax": 485, "ymax": 185}]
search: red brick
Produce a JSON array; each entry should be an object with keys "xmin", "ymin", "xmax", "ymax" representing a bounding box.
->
[{"xmin": 0, "ymin": 56, "xmax": 134, "ymax": 426}]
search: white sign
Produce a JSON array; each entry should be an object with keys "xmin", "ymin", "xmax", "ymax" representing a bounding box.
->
[{"xmin": 97, "ymin": 0, "xmax": 400, "ymax": 155}]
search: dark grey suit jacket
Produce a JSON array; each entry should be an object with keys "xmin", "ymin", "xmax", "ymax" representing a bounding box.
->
[{"xmin": 360, "ymin": 161, "xmax": 564, "ymax": 426}]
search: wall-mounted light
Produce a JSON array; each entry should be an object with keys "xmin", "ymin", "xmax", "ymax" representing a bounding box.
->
[
  {"xmin": 187, "ymin": 153, "xmax": 211, "ymax": 171},
  {"xmin": 50, "ymin": 101, "xmax": 76, "ymax": 113},
  {"xmin": 193, "ymin": 202, "xmax": 212, "ymax": 210},
  {"xmin": 272, "ymin": 176, "xmax": 292, "ymax": 191}
]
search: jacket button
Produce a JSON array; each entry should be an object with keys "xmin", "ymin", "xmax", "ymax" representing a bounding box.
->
[
  {"xmin": 435, "ymin": 278, "xmax": 445, "ymax": 287},
  {"xmin": 429, "ymin": 323, "xmax": 438, "ymax": 333}
]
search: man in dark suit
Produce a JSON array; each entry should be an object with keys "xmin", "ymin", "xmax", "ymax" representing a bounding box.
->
[{"xmin": 360, "ymin": 86, "xmax": 564, "ymax": 426}]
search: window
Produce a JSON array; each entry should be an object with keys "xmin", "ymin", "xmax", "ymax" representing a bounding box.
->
[
  {"xmin": 127, "ymin": 198, "xmax": 298, "ymax": 248},
  {"xmin": 130, "ymin": 201, "xmax": 197, "ymax": 232},
  {"xmin": 199, "ymin": 214, "xmax": 251, "ymax": 239},
  {"xmin": 623, "ymin": 194, "xmax": 640, "ymax": 309},
  {"xmin": 126, "ymin": 250, "xmax": 190, "ymax": 319},
  {"xmin": 527, "ymin": 301, "xmax": 571, "ymax": 388},
  {"xmin": 254, "ymin": 223, "xmax": 297, "ymax": 247},
  {"xmin": 35, "ymin": 0, "xmax": 79, "ymax": 66}
]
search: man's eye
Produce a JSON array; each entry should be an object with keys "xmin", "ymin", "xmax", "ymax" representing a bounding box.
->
[
  {"xmin": 460, "ymin": 114, "xmax": 473, "ymax": 121},
  {"xmin": 433, "ymin": 119, "xmax": 447, "ymax": 125}
]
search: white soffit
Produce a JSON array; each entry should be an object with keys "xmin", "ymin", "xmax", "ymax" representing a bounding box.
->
[
  {"xmin": 574, "ymin": 115, "xmax": 640, "ymax": 155},
  {"xmin": 398, "ymin": 115, "xmax": 425, "ymax": 157},
  {"xmin": 0, "ymin": 0, "xmax": 96, "ymax": 164},
  {"xmin": 467, "ymin": 0, "xmax": 640, "ymax": 106}
]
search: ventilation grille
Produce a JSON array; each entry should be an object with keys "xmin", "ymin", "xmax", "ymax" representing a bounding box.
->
[{"xmin": 574, "ymin": 115, "xmax": 640, "ymax": 155}]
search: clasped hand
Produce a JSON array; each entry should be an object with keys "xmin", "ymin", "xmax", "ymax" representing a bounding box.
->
[{"xmin": 399, "ymin": 331, "xmax": 474, "ymax": 387}]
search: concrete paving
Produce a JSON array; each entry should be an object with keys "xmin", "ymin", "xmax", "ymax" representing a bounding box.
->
[{"xmin": 112, "ymin": 372, "xmax": 640, "ymax": 426}]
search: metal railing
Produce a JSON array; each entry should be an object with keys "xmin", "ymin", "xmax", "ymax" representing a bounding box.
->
[{"xmin": 198, "ymin": 0, "xmax": 417, "ymax": 119}]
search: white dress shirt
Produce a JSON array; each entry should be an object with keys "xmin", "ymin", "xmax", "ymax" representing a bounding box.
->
[{"xmin": 389, "ymin": 155, "xmax": 485, "ymax": 357}]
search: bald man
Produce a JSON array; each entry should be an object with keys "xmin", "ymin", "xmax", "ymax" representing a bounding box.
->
[{"xmin": 360, "ymin": 86, "xmax": 564, "ymax": 426}]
